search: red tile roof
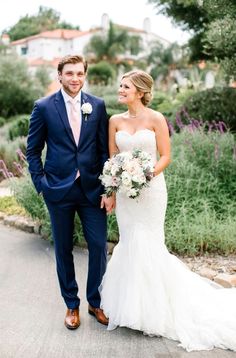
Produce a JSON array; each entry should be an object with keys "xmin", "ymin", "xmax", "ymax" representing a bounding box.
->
[{"xmin": 11, "ymin": 28, "xmax": 96, "ymax": 45}]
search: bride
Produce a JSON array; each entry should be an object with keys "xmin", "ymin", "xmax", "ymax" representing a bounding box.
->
[{"xmin": 99, "ymin": 70, "xmax": 236, "ymax": 352}]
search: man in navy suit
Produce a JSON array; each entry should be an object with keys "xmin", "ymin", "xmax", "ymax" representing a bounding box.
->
[{"xmin": 27, "ymin": 55, "xmax": 114, "ymax": 329}]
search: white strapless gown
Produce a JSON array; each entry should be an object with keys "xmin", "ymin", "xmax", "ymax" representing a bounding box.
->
[{"xmin": 100, "ymin": 129, "xmax": 236, "ymax": 352}]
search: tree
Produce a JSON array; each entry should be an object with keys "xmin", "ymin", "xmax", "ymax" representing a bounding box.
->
[
  {"xmin": 149, "ymin": 0, "xmax": 236, "ymax": 79},
  {"xmin": 85, "ymin": 22, "xmax": 142, "ymax": 66},
  {"xmin": 129, "ymin": 35, "xmax": 143, "ymax": 56},
  {"xmin": 147, "ymin": 41, "xmax": 184, "ymax": 83},
  {"xmin": 0, "ymin": 55, "xmax": 46, "ymax": 117},
  {"xmin": 35, "ymin": 65, "xmax": 51, "ymax": 89},
  {"xmin": 87, "ymin": 61, "xmax": 116, "ymax": 85},
  {"xmin": 85, "ymin": 22, "xmax": 129, "ymax": 63},
  {"xmin": 148, "ymin": 0, "xmax": 209, "ymax": 61},
  {"xmin": 6, "ymin": 6, "xmax": 79, "ymax": 41},
  {"xmin": 203, "ymin": 1, "xmax": 236, "ymax": 80}
]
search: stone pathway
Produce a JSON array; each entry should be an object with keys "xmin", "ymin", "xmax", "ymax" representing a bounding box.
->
[{"xmin": 1, "ymin": 223, "xmax": 235, "ymax": 358}]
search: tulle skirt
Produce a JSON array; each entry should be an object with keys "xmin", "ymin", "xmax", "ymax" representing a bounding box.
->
[{"xmin": 100, "ymin": 174, "xmax": 236, "ymax": 352}]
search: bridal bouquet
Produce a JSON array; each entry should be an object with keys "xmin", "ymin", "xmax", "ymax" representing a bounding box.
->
[{"xmin": 99, "ymin": 149, "xmax": 154, "ymax": 199}]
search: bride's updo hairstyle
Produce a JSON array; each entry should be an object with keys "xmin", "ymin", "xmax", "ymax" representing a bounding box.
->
[{"xmin": 122, "ymin": 70, "xmax": 153, "ymax": 106}]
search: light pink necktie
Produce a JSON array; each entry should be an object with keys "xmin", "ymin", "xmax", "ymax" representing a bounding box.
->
[
  {"xmin": 69, "ymin": 99, "xmax": 81, "ymax": 179},
  {"xmin": 69, "ymin": 99, "xmax": 81, "ymax": 146}
]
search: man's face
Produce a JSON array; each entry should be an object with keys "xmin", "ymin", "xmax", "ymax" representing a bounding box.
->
[{"xmin": 58, "ymin": 62, "xmax": 86, "ymax": 97}]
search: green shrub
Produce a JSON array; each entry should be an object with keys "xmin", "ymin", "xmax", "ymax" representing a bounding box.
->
[
  {"xmin": 182, "ymin": 87, "xmax": 236, "ymax": 130},
  {"xmin": 165, "ymin": 129, "xmax": 236, "ymax": 255},
  {"xmin": 87, "ymin": 61, "xmax": 116, "ymax": 85},
  {"xmin": 0, "ymin": 56, "xmax": 45, "ymax": 117},
  {"xmin": 149, "ymin": 91, "xmax": 170, "ymax": 111},
  {"xmin": 104, "ymin": 94, "xmax": 124, "ymax": 110},
  {"xmin": 157, "ymin": 97, "xmax": 178, "ymax": 122},
  {"xmin": 11, "ymin": 174, "xmax": 51, "ymax": 239},
  {"xmin": 106, "ymin": 108, "xmax": 123, "ymax": 118},
  {"xmin": 88, "ymin": 84, "xmax": 118, "ymax": 97},
  {"xmin": 12, "ymin": 128, "xmax": 236, "ymax": 255},
  {"xmin": 0, "ymin": 195, "xmax": 27, "ymax": 215},
  {"xmin": 0, "ymin": 116, "xmax": 6, "ymax": 127},
  {"xmin": 8, "ymin": 114, "xmax": 29, "ymax": 140},
  {"xmin": 103, "ymin": 93, "xmax": 125, "ymax": 118},
  {"xmin": 152, "ymin": 89, "xmax": 195, "ymax": 123}
]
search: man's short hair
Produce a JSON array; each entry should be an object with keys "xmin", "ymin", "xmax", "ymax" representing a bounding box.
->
[{"xmin": 57, "ymin": 55, "xmax": 88, "ymax": 73}]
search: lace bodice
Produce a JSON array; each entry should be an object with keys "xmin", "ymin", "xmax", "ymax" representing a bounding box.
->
[{"xmin": 115, "ymin": 129, "xmax": 157, "ymax": 162}]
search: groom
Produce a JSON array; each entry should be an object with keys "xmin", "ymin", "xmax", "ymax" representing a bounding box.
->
[{"xmin": 27, "ymin": 55, "xmax": 113, "ymax": 330}]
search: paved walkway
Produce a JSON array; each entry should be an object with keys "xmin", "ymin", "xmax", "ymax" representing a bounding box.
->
[{"xmin": 0, "ymin": 223, "xmax": 235, "ymax": 358}]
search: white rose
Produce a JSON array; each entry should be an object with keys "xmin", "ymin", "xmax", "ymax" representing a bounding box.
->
[
  {"xmin": 102, "ymin": 176, "xmax": 113, "ymax": 187},
  {"xmin": 121, "ymin": 171, "xmax": 132, "ymax": 186},
  {"xmin": 81, "ymin": 102, "xmax": 93, "ymax": 115},
  {"xmin": 132, "ymin": 174, "xmax": 146, "ymax": 184},
  {"xmin": 110, "ymin": 163, "xmax": 120, "ymax": 176}
]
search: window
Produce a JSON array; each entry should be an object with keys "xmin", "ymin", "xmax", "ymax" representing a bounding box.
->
[{"xmin": 21, "ymin": 47, "xmax": 28, "ymax": 55}]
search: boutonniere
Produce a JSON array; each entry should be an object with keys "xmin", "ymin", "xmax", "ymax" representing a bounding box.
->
[{"xmin": 81, "ymin": 102, "xmax": 93, "ymax": 121}]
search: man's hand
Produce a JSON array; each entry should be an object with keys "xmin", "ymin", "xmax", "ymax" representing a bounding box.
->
[{"xmin": 100, "ymin": 195, "xmax": 116, "ymax": 214}]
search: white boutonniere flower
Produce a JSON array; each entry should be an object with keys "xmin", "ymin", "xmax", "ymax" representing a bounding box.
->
[{"xmin": 81, "ymin": 102, "xmax": 93, "ymax": 120}]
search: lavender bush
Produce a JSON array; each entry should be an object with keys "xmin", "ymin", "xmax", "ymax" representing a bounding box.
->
[
  {"xmin": 9, "ymin": 118, "xmax": 236, "ymax": 255},
  {"xmin": 165, "ymin": 127, "xmax": 236, "ymax": 254},
  {"xmin": 0, "ymin": 139, "xmax": 26, "ymax": 180}
]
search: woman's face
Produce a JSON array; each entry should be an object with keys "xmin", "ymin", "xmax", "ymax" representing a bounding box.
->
[{"xmin": 118, "ymin": 78, "xmax": 142, "ymax": 105}]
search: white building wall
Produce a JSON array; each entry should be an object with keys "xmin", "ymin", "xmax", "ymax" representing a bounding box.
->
[
  {"xmin": 72, "ymin": 33, "xmax": 95, "ymax": 55},
  {"xmin": 27, "ymin": 38, "xmax": 65, "ymax": 59}
]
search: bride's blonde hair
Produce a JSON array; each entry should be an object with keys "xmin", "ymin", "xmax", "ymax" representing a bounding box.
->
[{"xmin": 121, "ymin": 70, "xmax": 153, "ymax": 106}]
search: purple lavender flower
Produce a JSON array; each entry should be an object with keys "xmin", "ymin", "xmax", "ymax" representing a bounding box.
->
[
  {"xmin": 175, "ymin": 112, "xmax": 184, "ymax": 129},
  {"xmin": 16, "ymin": 148, "xmax": 26, "ymax": 162},
  {"xmin": 0, "ymin": 160, "xmax": 12, "ymax": 178},
  {"xmin": 218, "ymin": 121, "xmax": 227, "ymax": 133},
  {"xmin": 167, "ymin": 120, "xmax": 175, "ymax": 135},
  {"xmin": 0, "ymin": 168, "xmax": 8, "ymax": 179},
  {"xmin": 13, "ymin": 161, "xmax": 24, "ymax": 175}
]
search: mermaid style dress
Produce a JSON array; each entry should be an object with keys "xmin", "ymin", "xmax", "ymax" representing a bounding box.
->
[{"xmin": 100, "ymin": 129, "xmax": 236, "ymax": 352}]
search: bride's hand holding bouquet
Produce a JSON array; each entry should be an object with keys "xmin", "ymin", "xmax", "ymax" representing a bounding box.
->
[{"xmin": 99, "ymin": 149, "xmax": 154, "ymax": 199}]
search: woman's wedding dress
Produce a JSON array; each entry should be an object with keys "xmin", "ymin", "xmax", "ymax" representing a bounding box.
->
[{"xmin": 100, "ymin": 129, "xmax": 236, "ymax": 352}]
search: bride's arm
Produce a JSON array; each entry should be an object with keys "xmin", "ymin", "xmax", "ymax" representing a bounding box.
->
[
  {"xmin": 109, "ymin": 116, "xmax": 120, "ymax": 158},
  {"xmin": 101, "ymin": 116, "xmax": 118, "ymax": 212},
  {"xmin": 153, "ymin": 112, "xmax": 171, "ymax": 176}
]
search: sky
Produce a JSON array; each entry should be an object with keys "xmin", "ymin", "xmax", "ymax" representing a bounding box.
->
[{"xmin": 0, "ymin": 0, "xmax": 191, "ymax": 44}]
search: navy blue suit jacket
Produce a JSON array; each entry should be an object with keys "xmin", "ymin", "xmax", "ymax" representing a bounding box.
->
[{"xmin": 26, "ymin": 90, "xmax": 109, "ymax": 204}]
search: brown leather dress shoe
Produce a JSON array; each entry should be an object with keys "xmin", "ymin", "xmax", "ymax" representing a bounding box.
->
[
  {"xmin": 64, "ymin": 308, "xmax": 80, "ymax": 330},
  {"xmin": 88, "ymin": 305, "xmax": 108, "ymax": 325}
]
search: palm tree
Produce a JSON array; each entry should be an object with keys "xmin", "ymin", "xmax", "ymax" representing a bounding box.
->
[
  {"xmin": 147, "ymin": 41, "xmax": 185, "ymax": 86},
  {"xmin": 85, "ymin": 22, "xmax": 142, "ymax": 65}
]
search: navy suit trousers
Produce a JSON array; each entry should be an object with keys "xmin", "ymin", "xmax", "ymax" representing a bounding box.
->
[{"xmin": 44, "ymin": 178, "xmax": 107, "ymax": 309}]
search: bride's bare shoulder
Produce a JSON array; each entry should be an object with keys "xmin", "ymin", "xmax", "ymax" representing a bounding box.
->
[
  {"xmin": 148, "ymin": 109, "xmax": 166, "ymax": 126},
  {"xmin": 109, "ymin": 112, "xmax": 127, "ymax": 126},
  {"xmin": 149, "ymin": 108, "xmax": 165, "ymax": 121}
]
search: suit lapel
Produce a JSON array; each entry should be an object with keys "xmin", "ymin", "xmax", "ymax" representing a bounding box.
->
[
  {"xmin": 54, "ymin": 90, "xmax": 76, "ymax": 146},
  {"xmin": 78, "ymin": 92, "xmax": 89, "ymax": 149}
]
